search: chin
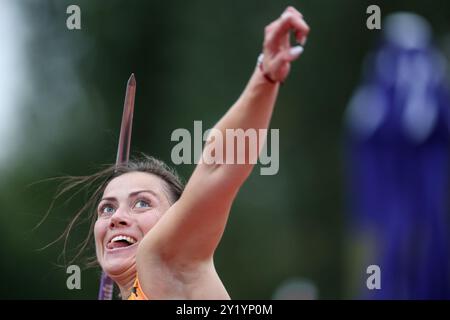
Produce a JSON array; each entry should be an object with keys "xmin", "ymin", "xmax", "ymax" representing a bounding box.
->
[{"xmin": 100, "ymin": 244, "xmax": 138, "ymax": 276}]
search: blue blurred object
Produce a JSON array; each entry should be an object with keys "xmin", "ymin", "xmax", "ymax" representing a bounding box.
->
[{"xmin": 345, "ymin": 13, "xmax": 450, "ymax": 299}]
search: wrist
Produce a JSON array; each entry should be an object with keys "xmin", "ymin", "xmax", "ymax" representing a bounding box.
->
[{"xmin": 256, "ymin": 53, "xmax": 282, "ymax": 85}]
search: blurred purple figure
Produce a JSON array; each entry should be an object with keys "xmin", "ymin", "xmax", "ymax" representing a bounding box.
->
[{"xmin": 346, "ymin": 13, "xmax": 450, "ymax": 299}]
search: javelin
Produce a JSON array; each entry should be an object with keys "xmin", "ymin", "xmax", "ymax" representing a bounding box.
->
[{"xmin": 98, "ymin": 73, "xmax": 136, "ymax": 300}]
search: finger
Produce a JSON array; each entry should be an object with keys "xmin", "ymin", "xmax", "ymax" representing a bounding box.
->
[
  {"xmin": 267, "ymin": 46, "xmax": 303, "ymax": 81},
  {"xmin": 296, "ymin": 19, "xmax": 310, "ymax": 46},
  {"xmin": 264, "ymin": 21, "xmax": 280, "ymax": 50},
  {"xmin": 284, "ymin": 6, "xmax": 303, "ymax": 19},
  {"xmin": 289, "ymin": 45, "xmax": 304, "ymax": 60},
  {"xmin": 271, "ymin": 46, "xmax": 303, "ymax": 73},
  {"xmin": 282, "ymin": 9, "xmax": 309, "ymax": 45},
  {"xmin": 282, "ymin": 12, "xmax": 310, "ymax": 45},
  {"xmin": 269, "ymin": 58, "xmax": 290, "ymax": 83},
  {"xmin": 267, "ymin": 12, "xmax": 310, "ymax": 48},
  {"xmin": 279, "ymin": 24, "xmax": 290, "ymax": 50},
  {"xmin": 280, "ymin": 8, "xmax": 303, "ymax": 47},
  {"xmin": 264, "ymin": 20, "xmax": 277, "ymax": 34}
]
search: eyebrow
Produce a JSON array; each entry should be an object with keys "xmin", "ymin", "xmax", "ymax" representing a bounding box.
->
[{"xmin": 100, "ymin": 189, "xmax": 160, "ymax": 202}]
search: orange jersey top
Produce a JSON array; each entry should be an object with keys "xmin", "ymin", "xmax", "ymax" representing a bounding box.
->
[{"xmin": 128, "ymin": 276, "xmax": 149, "ymax": 300}]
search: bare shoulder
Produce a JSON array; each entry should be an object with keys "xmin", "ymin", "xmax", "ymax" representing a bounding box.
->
[{"xmin": 135, "ymin": 250, "xmax": 230, "ymax": 299}]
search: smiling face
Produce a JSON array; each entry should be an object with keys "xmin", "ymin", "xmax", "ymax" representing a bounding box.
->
[{"xmin": 94, "ymin": 171, "xmax": 172, "ymax": 277}]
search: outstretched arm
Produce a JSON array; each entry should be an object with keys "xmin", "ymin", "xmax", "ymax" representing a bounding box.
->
[{"xmin": 139, "ymin": 6, "xmax": 309, "ymax": 267}]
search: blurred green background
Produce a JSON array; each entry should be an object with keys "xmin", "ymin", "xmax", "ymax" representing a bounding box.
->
[{"xmin": 0, "ymin": 0, "xmax": 449, "ymax": 299}]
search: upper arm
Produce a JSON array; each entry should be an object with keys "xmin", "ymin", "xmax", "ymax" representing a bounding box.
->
[{"xmin": 137, "ymin": 162, "xmax": 245, "ymax": 266}]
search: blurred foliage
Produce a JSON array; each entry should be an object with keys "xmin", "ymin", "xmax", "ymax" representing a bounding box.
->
[{"xmin": 1, "ymin": 0, "xmax": 450, "ymax": 299}]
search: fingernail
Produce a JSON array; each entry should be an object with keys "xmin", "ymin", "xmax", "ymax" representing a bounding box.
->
[{"xmin": 290, "ymin": 45, "xmax": 304, "ymax": 57}]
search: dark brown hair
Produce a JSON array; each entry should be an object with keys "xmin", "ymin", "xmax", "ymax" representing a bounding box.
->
[{"xmin": 41, "ymin": 154, "xmax": 184, "ymax": 268}]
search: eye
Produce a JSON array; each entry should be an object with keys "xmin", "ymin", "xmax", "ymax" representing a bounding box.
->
[
  {"xmin": 99, "ymin": 204, "xmax": 116, "ymax": 216},
  {"xmin": 134, "ymin": 199, "xmax": 151, "ymax": 209}
]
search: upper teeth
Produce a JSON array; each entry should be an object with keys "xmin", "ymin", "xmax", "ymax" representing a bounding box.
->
[{"xmin": 111, "ymin": 235, "xmax": 137, "ymax": 244}]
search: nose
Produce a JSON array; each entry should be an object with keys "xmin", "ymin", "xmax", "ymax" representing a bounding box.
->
[{"xmin": 109, "ymin": 207, "xmax": 132, "ymax": 229}]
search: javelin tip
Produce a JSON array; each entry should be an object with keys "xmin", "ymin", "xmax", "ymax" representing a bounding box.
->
[{"xmin": 128, "ymin": 73, "xmax": 136, "ymax": 86}]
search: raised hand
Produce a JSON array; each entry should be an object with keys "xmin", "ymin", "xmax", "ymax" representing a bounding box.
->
[{"xmin": 260, "ymin": 6, "xmax": 310, "ymax": 83}]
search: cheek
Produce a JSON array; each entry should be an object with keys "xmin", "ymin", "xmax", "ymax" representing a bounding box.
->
[
  {"xmin": 138, "ymin": 211, "xmax": 164, "ymax": 235},
  {"xmin": 94, "ymin": 219, "xmax": 107, "ymax": 246}
]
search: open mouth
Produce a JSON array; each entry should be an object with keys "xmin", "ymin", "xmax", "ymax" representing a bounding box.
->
[{"xmin": 106, "ymin": 235, "xmax": 138, "ymax": 250}]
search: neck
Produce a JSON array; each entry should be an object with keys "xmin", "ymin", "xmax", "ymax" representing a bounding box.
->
[{"xmin": 108, "ymin": 263, "xmax": 137, "ymax": 300}]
